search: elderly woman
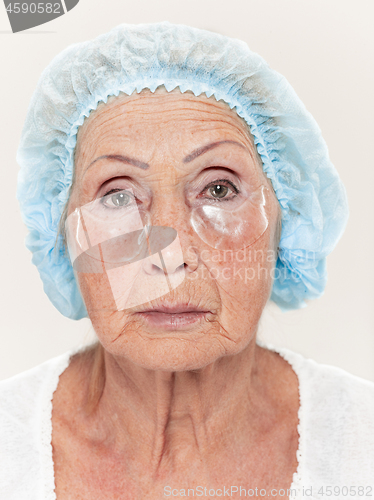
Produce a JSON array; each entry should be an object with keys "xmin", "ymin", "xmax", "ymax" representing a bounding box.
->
[{"xmin": 1, "ymin": 22, "xmax": 373, "ymax": 500}]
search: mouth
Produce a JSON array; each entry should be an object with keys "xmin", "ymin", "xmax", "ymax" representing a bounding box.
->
[{"xmin": 136, "ymin": 304, "xmax": 211, "ymax": 330}]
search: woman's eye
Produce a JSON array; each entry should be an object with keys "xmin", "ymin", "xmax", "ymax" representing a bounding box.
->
[
  {"xmin": 102, "ymin": 190, "xmax": 133, "ymax": 208},
  {"xmin": 204, "ymin": 180, "xmax": 238, "ymax": 200},
  {"xmin": 208, "ymin": 184, "xmax": 229, "ymax": 199},
  {"xmin": 111, "ymin": 192, "xmax": 130, "ymax": 206}
]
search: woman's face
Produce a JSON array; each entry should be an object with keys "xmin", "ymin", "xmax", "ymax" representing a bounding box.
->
[{"xmin": 69, "ymin": 88, "xmax": 280, "ymax": 371}]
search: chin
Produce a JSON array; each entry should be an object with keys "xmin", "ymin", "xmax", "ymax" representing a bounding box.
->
[{"xmin": 100, "ymin": 322, "xmax": 249, "ymax": 372}]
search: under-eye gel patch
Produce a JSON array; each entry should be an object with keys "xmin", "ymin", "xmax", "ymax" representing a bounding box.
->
[{"xmin": 191, "ymin": 185, "xmax": 268, "ymax": 250}]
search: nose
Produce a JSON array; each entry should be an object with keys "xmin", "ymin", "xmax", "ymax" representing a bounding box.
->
[
  {"xmin": 144, "ymin": 196, "xmax": 199, "ymax": 275},
  {"xmin": 142, "ymin": 225, "xmax": 197, "ymax": 276}
]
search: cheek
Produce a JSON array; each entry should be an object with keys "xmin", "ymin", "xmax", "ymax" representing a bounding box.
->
[
  {"xmin": 78, "ymin": 271, "xmax": 140, "ymax": 347},
  {"xmin": 202, "ymin": 240, "xmax": 276, "ymax": 306},
  {"xmin": 199, "ymin": 210, "xmax": 278, "ymax": 342},
  {"xmin": 77, "ymin": 272, "xmax": 117, "ymax": 315}
]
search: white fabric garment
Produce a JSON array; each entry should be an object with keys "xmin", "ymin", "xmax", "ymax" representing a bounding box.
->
[{"xmin": 0, "ymin": 344, "xmax": 373, "ymax": 499}]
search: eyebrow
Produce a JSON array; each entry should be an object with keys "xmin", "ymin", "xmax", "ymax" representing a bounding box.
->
[
  {"xmin": 85, "ymin": 140, "xmax": 247, "ymax": 173},
  {"xmin": 182, "ymin": 140, "xmax": 247, "ymax": 163},
  {"xmin": 86, "ymin": 154, "xmax": 149, "ymax": 171}
]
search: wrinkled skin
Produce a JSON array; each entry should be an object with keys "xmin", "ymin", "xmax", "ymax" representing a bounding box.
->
[{"xmin": 52, "ymin": 88, "xmax": 299, "ymax": 500}]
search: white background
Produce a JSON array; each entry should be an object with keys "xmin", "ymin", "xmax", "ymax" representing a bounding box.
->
[{"xmin": 0, "ymin": 0, "xmax": 373, "ymax": 381}]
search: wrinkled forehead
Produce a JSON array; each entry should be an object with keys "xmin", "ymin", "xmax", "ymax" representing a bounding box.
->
[
  {"xmin": 78, "ymin": 86, "xmax": 252, "ymax": 136},
  {"xmin": 74, "ymin": 87, "xmax": 262, "ymax": 176}
]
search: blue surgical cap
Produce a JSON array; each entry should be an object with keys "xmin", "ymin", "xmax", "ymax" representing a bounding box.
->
[{"xmin": 16, "ymin": 22, "xmax": 349, "ymax": 320}]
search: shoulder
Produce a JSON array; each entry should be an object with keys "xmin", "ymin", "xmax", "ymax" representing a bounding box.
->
[
  {"xmin": 260, "ymin": 341, "xmax": 374, "ymax": 405},
  {"xmin": 281, "ymin": 347, "xmax": 374, "ymax": 416},
  {"xmin": 260, "ymin": 344, "xmax": 374, "ymax": 404},
  {"xmin": 0, "ymin": 351, "xmax": 74, "ymax": 422},
  {"xmin": 0, "ymin": 351, "xmax": 74, "ymax": 499},
  {"xmin": 271, "ymin": 345, "xmax": 374, "ymax": 486}
]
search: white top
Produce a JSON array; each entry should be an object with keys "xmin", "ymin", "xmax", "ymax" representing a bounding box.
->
[{"xmin": 0, "ymin": 345, "xmax": 374, "ymax": 499}]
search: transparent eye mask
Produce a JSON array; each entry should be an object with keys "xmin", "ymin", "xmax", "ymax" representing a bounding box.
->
[
  {"xmin": 65, "ymin": 182, "xmax": 269, "ymax": 311},
  {"xmin": 191, "ymin": 182, "xmax": 268, "ymax": 251}
]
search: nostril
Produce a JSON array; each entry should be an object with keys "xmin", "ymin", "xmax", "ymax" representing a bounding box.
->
[
  {"xmin": 142, "ymin": 257, "xmax": 165, "ymax": 276},
  {"xmin": 142, "ymin": 255, "xmax": 186, "ymax": 276},
  {"xmin": 166, "ymin": 261, "xmax": 186, "ymax": 275}
]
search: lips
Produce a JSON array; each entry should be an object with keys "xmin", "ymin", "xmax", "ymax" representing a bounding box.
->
[
  {"xmin": 136, "ymin": 303, "xmax": 210, "ymax": 330},
  {"xmin": 140, "ymin": 304, "xmax": 209, "ymax": 314}
]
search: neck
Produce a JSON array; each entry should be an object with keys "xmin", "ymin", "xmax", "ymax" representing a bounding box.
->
[{"xmin": 73, "ymin": 338, "xmax": 285, "ymax": 479}]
